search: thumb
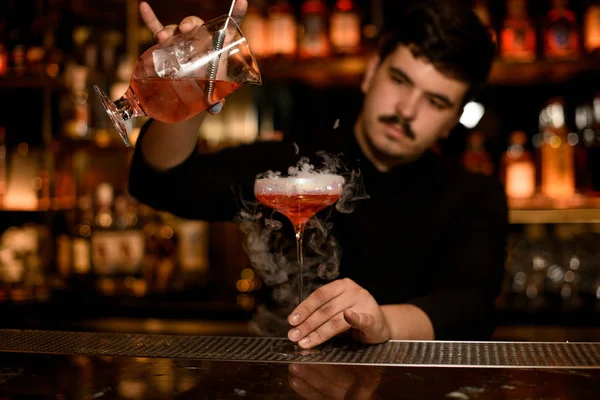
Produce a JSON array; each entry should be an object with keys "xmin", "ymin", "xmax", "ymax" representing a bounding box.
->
[
  {"xmin": 343, "ymin": 310, "xmax": 374, "ymax": 331},
  {"xmin": 207, "ymin": 100, "xmax": 225, "ymax": 115}
]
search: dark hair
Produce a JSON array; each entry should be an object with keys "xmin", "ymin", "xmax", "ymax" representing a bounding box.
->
[{"xmin": 378, "ymin": 0, "xmax": 496, "ymax": 105}]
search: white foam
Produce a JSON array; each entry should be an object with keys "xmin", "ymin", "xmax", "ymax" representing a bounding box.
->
[{"xmin": 255, "ymin": 174, "xmax": 345, "ymax": 195}]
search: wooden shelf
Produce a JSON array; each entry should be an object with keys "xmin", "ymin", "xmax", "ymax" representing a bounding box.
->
[
  {"xmin": 259, "ymin": 55, "xmax": 367, "ymax": 87},
  {"xmin": 489, "ymin": 59, "xmax": 600, "ymax": 85},
  {"xmin": 509, "ymin": 208, "xmax": 600, "ymax": 224},
  {"xmin": 258, "ymin": 56, "xmax": 600, "ymax": 87}
]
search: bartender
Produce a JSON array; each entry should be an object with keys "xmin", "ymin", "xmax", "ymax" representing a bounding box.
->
[{"xmin": 129, "ymin": 0, "xmax": 507, "ymax": 349}]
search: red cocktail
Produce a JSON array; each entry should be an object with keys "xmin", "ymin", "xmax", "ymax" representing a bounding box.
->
[{"xmin": 255, "ymin": 174, "xmax": 344, "ymax": 304}]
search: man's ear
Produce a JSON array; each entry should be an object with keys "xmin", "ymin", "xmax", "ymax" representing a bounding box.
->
[{"xmin": 361, "ymin": 54, "xmax": 380, "ymax": 94}]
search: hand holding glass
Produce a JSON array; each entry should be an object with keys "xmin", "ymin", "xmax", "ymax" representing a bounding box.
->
[{"xmin": 94, "ymin": 15, "xmax": 262, "ymax": 146}]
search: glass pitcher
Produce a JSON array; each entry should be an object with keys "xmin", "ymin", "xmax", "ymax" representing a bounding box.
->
[{"xmin": 94, "ymin": 15, "xmax": 262, "ymax": 147}]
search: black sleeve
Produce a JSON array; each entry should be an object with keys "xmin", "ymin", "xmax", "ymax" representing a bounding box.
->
[
  {"xmin": 408, "ymin": 179, "xmax": 508, "ymax": 340},
  {"xmin": 128, "ymin": 123, "xmax": 301, "ymax": 221}
]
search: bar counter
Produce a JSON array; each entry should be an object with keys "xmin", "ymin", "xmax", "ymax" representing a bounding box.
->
[{"xmin": 1, "ymin": 330, "xmax": 599, "ymax": 399}]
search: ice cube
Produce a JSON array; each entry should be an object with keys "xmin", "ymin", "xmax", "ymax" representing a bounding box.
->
[
  {"xmin": 152, "ymin": 48, "xmax": 181, "ymax": 78},
  {"xmin": 153, "ymin": 40, "xmax": 200, "ymax": 78}
]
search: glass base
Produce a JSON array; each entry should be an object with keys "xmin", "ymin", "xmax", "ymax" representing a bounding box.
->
[{"xmin": 93, "ymin": 85, "xmax": 131, "ymax": 147}]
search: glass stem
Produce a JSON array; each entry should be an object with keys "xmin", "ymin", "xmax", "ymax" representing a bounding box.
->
[
  {"xmin": 295, "ymin": 225, "xmax": 305, "ymax": 305},
  {"xmin": 114, "ymin": 86, "xmax": 145, "ymax": 122}
]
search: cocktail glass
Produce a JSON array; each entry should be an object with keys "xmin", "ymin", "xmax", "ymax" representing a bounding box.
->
[{"xmin": 254, "ymin": 174, "xmax": 345, "ymax": 305}]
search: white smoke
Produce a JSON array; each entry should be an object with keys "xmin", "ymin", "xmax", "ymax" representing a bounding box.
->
[{"xmin": 235, "ymin": 150, "xmax": 369, "ymax": 336}]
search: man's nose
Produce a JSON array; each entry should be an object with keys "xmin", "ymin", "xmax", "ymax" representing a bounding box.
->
[{"xmin": 395, "ymin": 90, "xmax": 419, "ymax": 121}]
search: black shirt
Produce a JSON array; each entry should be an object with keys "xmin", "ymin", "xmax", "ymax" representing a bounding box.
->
[{"xmin": 129, "ymin": 118, "xmax": 508, "ymax": 340}]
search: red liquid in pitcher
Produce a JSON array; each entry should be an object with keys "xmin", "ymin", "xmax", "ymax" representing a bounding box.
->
[
  {"xmin": 255, "ymin": 193, "xmax": 341, "ymax": 228},
  {"xmin": 130, "ymin": 77, "xmax": 240, "ymax": 123}
]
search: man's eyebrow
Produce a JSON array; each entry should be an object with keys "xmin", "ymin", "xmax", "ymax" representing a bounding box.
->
[{"xmin": 388, "ymin": 66, "xmax": 456, "ymax": 108}]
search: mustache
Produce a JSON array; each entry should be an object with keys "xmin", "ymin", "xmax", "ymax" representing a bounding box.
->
[{"xmin": 378, "ymin": 115, "xmax": 416, "ymax": 140}]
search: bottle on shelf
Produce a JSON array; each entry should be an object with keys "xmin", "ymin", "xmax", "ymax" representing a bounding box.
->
[
  {"xmin": 578, "ymin": 93, "xmax": 600, "ymax": 196},
  {"xmin": 584, "ymin": 1, "xmax": 600, "ymax": 56},
  {"xmin": 539, "ymin": 98, "xmax": 576, "ymax": 201},
  {"xmin": 0, "ymin": 127, "xmax": 6, "ymax": 208},
  {"xmin": 299, "ymin": 0, "xmax": 330, "ymax": 58},
  {"xmin": 61, "ymin": 64, "xmax": 90, "ymax": 140},
  {"xmin": 473, "ymin": 0, "xmax": 497, "ymax": 44},
  {"xmin": 267, "ymin": 0, "xmax": 297, "ymax": 57},
  {"xmin": 543, "ymin": 0, "xmax": 580, "ymax": 61},
  {"xmin": 500, "ymin": 0, "xmax": 536, "ymax": 62},
  {"xmin": 461, "ymin": 130, "xmax": 495, "ymax": 176},
  {"xmin": 71, "ymin": 194, "xmax": 93, "ymax": 279},
  {"xmin": 501, "ymin": 130, "xmax": 536, "ymax": 201},
  {"xmin": 241, "ymin": 0, "xmax": 270, "ymax": 58},
  {"xmin": 329, "ymin": 0, "xmax": 362, "ymax": 55},
  {"xmin": 91, "ymin": 182, "xmax": 118, "ymax": 296}
]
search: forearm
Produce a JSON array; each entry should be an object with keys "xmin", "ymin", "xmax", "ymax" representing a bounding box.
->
[
  {"xmin": 140, "ymin": 113, "xmax": 206, "ymax": 171},
  {"xmin": 380, "ymin": 304, "xmax": 434, "ymax": 340}
]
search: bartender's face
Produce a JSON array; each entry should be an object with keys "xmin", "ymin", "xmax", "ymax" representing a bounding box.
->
[{"xmin": 358, "ymin": 45, "xmax": 469, "ymax": 166}]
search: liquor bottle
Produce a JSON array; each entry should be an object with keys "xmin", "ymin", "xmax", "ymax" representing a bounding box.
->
[
  {"xmin": 113, "ymin": 194, "xmax": 146, "ymax": 296},
  {"xmin": 473, "ymin": 0, "xmax": 497, "ymax": 44},
  {"xmin": 177, "ymin": 219, "xmax": 210, "ymax": 288},
  {"xmin": 91, "ymin": 183, "xmax": 118, "ymax": 295},
  {"xmin": 299, "ymin": 0, "xmax": 330, "ymax": 58},
  {"xmin": 0, "ymin": 41, "xmax": 7, "ymax": 76},
  {"xmin": 461, "ymin": 131, "xmax": 495, "ymax": 176},
  {"xmin": 72, "ymin": 194, "xmax": 93, "ymax": 280},
  {"xmin": 330, "ymin": 0, "xmax": 361, "ymax": 55},
  {"xmin": 579, "ymin": 93, "xmax": 600, "ymax": 196},
  {"xmin": 0, "ymin": 127, "xmax": 6, "ymax": 208},
  {"xmin": 267, "ymin": 0, "xmax": 297, "ymax": 57},
  {"xmin": 543, "ymin": 0, "xmax": 580, "ymax": 61},
  {"xmin": 539, "ymin": 98, "xmax": 575, "ymax": 200},
  {"xmin": 500, "ymin": 0, "xmax": 536, "ymax": 62},
  {"xmin": 62, "ymin": 64, "xmax": 90, "ymax": 140},
  {"xmin": 502, "ymin": 131, "xmax": 536, "ymax": 200},
  {"xmin": 242, "ymin": 0, "xmax": 269, "ymax": 58},
  {"xmin": 584, "ymin": 1, "xmax": 600, "ymax": 55}
]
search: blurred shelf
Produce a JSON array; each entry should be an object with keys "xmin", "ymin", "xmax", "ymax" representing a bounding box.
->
[
  {"xmin": 259, "ymin": 55, "xmax": 367, "ymax": 87},
  {"xmin": 0, "ymin": 74, "xmax": 61, "ymax": 89},
  {"xmin": 55, "ymin": 137, "xmax": 134, "ymax": 153},
  {"xmin": 258, "ymin": 56, "xmax": 600, "ymax": 87},
  {"xmin": 489, "ymin": 59, "xmax": 600, "ymax": 85},
  {"xmin": 509, "ymin": 208, "xmax": 600, "ymax": 224}
]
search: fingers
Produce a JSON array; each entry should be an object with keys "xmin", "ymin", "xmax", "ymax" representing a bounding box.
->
[
  {"xmin": 289, "ymin": 279, "xmax": 349, "ymax": 327},
  {"xmin": 155, "ymin": 24, "xmax": 178, "ymax": 41},
  {"xmin": 288, "ymin": 293, "xmax": 353, "ymax": 344},
  {"xmin": 179, "ymin": 15, "xmax": 205, "ymax": 33},
  {"xmin": 231, "ymin": 0, "xmax": 249, "ymax": 25},
  {"xmin": 139, "ymin": 2, "xmax": 164, "ymax": 38},
  {"xmin": 294, "ymin": 312, "xmax": 351, "ymax": 349}
]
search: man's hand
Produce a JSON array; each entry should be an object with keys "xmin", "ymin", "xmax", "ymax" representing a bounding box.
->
[
  {"xmin": 287, "ymin": 278, "xmax": 391, "ymax": 349},
  {"xmin": 138, "ymin": 1, "xmax": 248, "ymax": 114},
  {"xmin": 288, "ymin": 363, "xmax": 381, "ymax": 400}
]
